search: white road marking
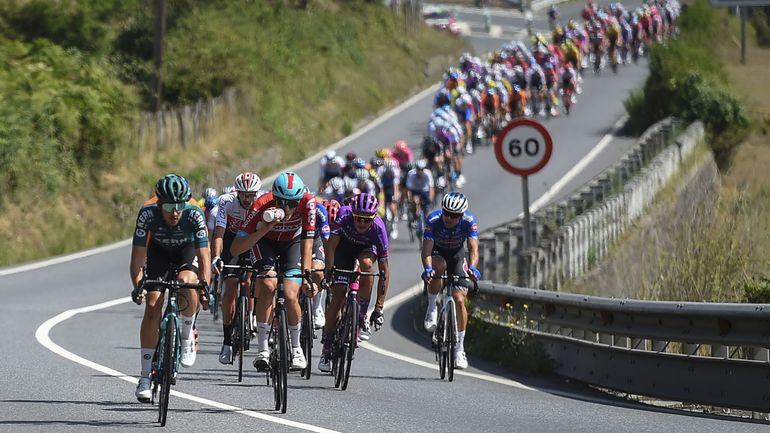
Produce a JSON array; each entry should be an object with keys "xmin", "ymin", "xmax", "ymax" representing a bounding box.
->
[{"xmin": 35, "ymin": 297, "xmax": 339, "ymax": 433}]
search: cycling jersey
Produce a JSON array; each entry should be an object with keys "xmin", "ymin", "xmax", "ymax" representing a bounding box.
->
[
  {"xmin": 406, "ymin": 169, "xmax": 434, "ymax": 193},
  {"xmin": 423, "ymin": 209, "xmax": 478, "ymax": 250},
  {"xmin": 319, "ymin": 154, "xmax": 345, "ymax": 180},
  {"xmin": 314, "ymin": 199, "xmax": 331, "ymax": 241},
  {"xmin": 215, "ymin": 191, "xmax": 266, "ymax": 234},
  {"xmin": 331, "ymin": 206, "xmax": 389, "ymax": 262},
  {"xmin": 238, "ymin": 191, "xmax": 316, "ymax": 241},
  {"xmin": 133, "ymin": 203, "xmax": 209, "ymax": 251}
]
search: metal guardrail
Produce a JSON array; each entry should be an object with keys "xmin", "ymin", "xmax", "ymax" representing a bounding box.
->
[{"xmin": 475, "ymin": 281, "xmax": 770, "ymax": 412}]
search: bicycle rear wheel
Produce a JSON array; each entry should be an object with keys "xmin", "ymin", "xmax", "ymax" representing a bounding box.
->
[
  {"xmin": 447, "ymin": 303, "xmax": 456, "ymax": 382},
  {"xmin": 158, "ymin": 315, "xmax": 176, "ymax": 426},
  {"xmin": 341, "ymin": 300, "xmax": 359, "ymax": 391},
  {"xmin": 333, "ymin": 306, "xmax": 347, "ymax": 388},
  {"xmin": 300, "ymin": 296, "xmax": 313, "ymax": 380},
  {"xmin": 236, "ymin": 295, "xmax": 247, "ymax": 382}
]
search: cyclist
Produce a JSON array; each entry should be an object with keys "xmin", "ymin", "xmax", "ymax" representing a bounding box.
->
[
  {"xmin": 405, "ymin": 159, "xmax": 435, "ymax": 238},
  {"xmin": 231, "ymin": 172, "xmax": 317, "ymax": 371},
  {"xmin": 130, "ymin": 174, "xmax": 211, "ymax": 402},
  {"xmin": 391, "ymin": 140, "xmax": 413, "ymax": 168},
  {"xmin": 311, "ymin": 195, "xmax": 331, "ymax": 328},
  {"xmin": 377, "ymin": 158, "xmax": 401, "ymax": 239},
  {"xmin": 203, "ymin": 187, "xmax": 219, "ymax": 239},
  {"xmin": 421, "ymin": 192, "xmax": 480, "ymax": 370},
  {"xmin": 318, "ymin": 193, "xmax": 390, "ymax": 372},
  {"xmin": 212, "ymin": 172, "xmax": 264, "ymax": 364},
  {"xmin": 318, "ymin": 150, "xmax": 345, "ymax": 191}
]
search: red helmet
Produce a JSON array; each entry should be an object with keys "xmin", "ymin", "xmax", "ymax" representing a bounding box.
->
[{"xmin": 323, "ymin": 199, "xmax": 341, "ymax": 222}]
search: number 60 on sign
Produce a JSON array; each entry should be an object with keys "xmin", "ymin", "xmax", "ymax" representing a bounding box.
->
[{"xmin": 493, "ymin": 118, "xmax": 553, "ymax": 177}]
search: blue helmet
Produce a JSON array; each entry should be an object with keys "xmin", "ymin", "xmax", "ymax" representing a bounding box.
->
[{"xmin": 272, "ymin": 172, "xmax": 305, "ymax": 200}]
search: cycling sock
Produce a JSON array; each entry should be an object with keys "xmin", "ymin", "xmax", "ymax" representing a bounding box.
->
[
  {"xmin": 257, "ymin": 322, "xmax": 270, "ymax": 352},
  {"xmin": 288, "ymin": 324, "xmax": 301, "ymax": 348},
  {"xmin": 427, "ymin": 293, "xmax": 437, "ymax": 310},
  {"xmin": 358, "ymin": 298, "xmax": 370, "ymax": 322},
  {"xmin": 457, "ymin": 330, "xmax": 466, "ymax": 353},
  {"xmin": 223, "ymin": 323, "xmax": 232, "ymax": 346},
  {"xmin": 140, "ymin": 348, "xmax": 154, "ymax": 377},
  {"xmin": 180, "ymin": 315, "xmax": 195, "ymax": 340}
]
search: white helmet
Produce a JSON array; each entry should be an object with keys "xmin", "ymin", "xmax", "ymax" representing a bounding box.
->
[
  {"xmin": 325, "ymin": 150, "xmax": 336, "ymax": 160},
  {"xmin": 442, "ymin": 192, "xmax": 469, "ymax": 213},
  {"xmin": 234, "ymin": 171, "xmax": 262, "ymax": 192}
]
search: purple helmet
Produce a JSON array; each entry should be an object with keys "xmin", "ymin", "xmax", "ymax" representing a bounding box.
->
[{"xmin": 351, "ymin": 192, "xmax": 379, "ymax": 216}]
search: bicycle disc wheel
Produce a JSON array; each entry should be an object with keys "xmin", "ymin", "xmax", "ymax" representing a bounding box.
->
[
  {"xmin": 278, "ymin": 308, "xmax": 289, "ymax": 413},
  {"xmin": 301, "ymin": 296, "xmax": 313, "ymax": 380},
  {"xmin": 159, "ymin": 315, "xmax": 176, "ymax": 426},
  {"xmin": 341, "ymin": 300, "xmax": 359, "ymax": 391},
  {"xmin": 447, "ymin": 305, "xmax": 456, "ymax": 382},
  {"xmin": 237, "ymin": 295, "xmax": 247, "ymax": 382}
]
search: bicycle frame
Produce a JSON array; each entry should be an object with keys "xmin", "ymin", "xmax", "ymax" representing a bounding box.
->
[{"xmin": 430, "ymin": 273, "xmax": 477, "ymax": 382}]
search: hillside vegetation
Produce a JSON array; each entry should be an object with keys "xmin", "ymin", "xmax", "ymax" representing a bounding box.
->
[{"xmin": 0, "ymin": 0, "xmax": 466, "ymax": 266}]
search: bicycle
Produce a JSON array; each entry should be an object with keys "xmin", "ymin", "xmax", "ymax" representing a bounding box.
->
[
  {"xmin": 220, "ymin": 262, "xmax": 256, "ymax": 382},
  {"xmin": 209, "ymin": 273, "xmax": 221, "ymax": 321},
  {"xmin": 299, "ymin": 268, "xmax": 325, "ymax": 380},
  {"xmin": 427, "ymin": 273, "xmax": 477, "ymax": 382},
  {"xmin": 253, "ymin": 270, "xmax": 314, "ymax": 413},
  {"xmin": 141, "ymin": 271, "xmax": 207, "ymax": 426},
  {"xmin": 327, "ymin": 268, "xmax": 382, "ymax": 390}
]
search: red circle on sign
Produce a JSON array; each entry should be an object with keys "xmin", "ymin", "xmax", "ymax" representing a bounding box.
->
[{"xmin": 494, "ymin": 118, "xmax": 553, "ymax": 176}]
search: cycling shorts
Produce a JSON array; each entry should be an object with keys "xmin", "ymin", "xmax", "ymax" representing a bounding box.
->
[
  {"xmin": 382, "ymin": 185, "xmax": 396, "ymax": 204},
  {"xmin": 312, "ymin": 236, "xmax": 325, "ymax": 264},
  {"xmin": 252, "ymin": 236, "xmax": 302, "ymax": 275},
  {"xmin": 409, "ymin": 189, "xmax": 431, "ymax": 210},
  {"xmin": 431, "ymin": 246, "xmax": 472, "ymax": 292},
  {"xmin": 332, "ymin": 237, "xmax": 376, "ymax": 285},
  {"xmin": 145, "ymin": 242, "xmax": 199, "ymax": 291}
]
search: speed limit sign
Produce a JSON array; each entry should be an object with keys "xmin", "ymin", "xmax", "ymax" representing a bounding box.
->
[{"xmin": 494, "ymin": 118, "xmax": 553, "ymax": 176}]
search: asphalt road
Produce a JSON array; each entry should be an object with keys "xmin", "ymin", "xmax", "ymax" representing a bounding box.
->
[{"xmin": 2, "ymin": 4, "xmax": 766, "ymax": 433}]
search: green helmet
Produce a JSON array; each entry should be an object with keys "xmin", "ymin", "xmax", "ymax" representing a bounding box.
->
[{"xmin": 155, "ymin": 174, "xmax": 191, "ymax": 203}]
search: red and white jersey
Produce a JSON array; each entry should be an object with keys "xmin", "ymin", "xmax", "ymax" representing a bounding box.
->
[
  {"xmin": 239, "ymin": 192, "xmax": 316, "ymax": 241},
  {"xmin": 215, "ymin": 191, "xmax": 266, "ymax": 233}
]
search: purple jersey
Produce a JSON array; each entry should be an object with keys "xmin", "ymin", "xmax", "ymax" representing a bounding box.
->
[{"xmin": 332, "ymin": 206, "xmax": 389, "ymax": 261}]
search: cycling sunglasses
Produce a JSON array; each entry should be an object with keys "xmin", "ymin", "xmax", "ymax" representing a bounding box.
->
[
  {"xmin": 275, "ymin": 198, "xmax": 300, "ymax": 209},
  {"xmin": 161, "ymin": 202, "xmax": 186, "ymax": 213},
  {"xmin": 443, "ymin": 211, "xmax": 462, "ymax": 220},
  {"xmin": 352, "ymin": 213, "xmax": 375, "ymax": 223}
]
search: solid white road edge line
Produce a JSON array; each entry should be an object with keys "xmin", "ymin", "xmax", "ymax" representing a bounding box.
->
[
  {"xmin": 0, "ymin": 239, "xmax": 132, "ymax": 277},
  {"xmin": 361, "ymin": 115, "xmax": 629, "ymax": 386},
  {"xmin": 35, "ymin": 297, "xmax": 339, "ymax": 433}
]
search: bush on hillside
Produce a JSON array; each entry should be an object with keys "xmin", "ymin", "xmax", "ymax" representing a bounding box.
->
[
  {"xmin": 0, "ymin": 39, "xmax": 135, "ymax": 203},
  {"xmin": 750, "ymin": 7, "xmax": 770, "ymax": 46}
]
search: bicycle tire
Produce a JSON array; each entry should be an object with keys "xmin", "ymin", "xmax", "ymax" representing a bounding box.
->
[
  {"xmin": 341, "ymin": 300, "xmax": 359, "ymax": 390},
  {"xmin": 300, "ymin": 296, "xmax": 313, "ymax": 380},
  {"xmin": 437, "ymin": 309, "xmax": 447, "ymax": 380},
  {"xmin": 333, "ymin": 305, "xmax": 347, "ymax": 389},
  {"xmin": 278, "ymin": 308, "xmax": 289, "ymax": 413},
  {"xmin": 237, "ymin": 295, "xmax": 247, "ymax": 382},
  {"xmin": 158, "ymin": 315, "xmax": 176, "ymax": 426},
  {"xmin": 447, "ymin": 302, "xmax": 456, "ymax": 382}
]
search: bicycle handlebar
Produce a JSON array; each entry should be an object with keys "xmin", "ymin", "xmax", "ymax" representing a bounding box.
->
[
  {"xmin": 141, "ymin": 279, "xmax": 208, "ymax": 291},
  {"xmin": 330, "ymin": 267, "xmax": 382, "ymax": 278}
]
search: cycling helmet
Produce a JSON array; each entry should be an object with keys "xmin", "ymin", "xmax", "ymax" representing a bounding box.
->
[
  {"xmin": 370, "ymin": 157, "xmax": 384, "ymax": 168},
  {"xmin": 329, "ymin": 176, "xmax": 344, "ymax": 191},
  {"xmin": 415, "ymin": 159, "xmax": 428, "ymax": 170},
  {"xmin": 434, "ymin": 89, "xmax": 451, "ymax": 107},
  {"xmin": 155, "ymin": 174, "xmax": 190, "ymax": 203},
  {"xmin": 383, "ymin": 158, "xmax": 397, "ymax": 168},
  {"xmin": 345, "ymin": 151, "xmax": 357, "ymax": 162},
  {"xmin": 355, "ymin": 168, "xmax": 370, "ymax": 180},
  {"xmin": 204, "ymin": 195, "xmax": 218, "ymax": 210},
  {"xmin": 272, "ymin": 172, "xmax": 306, "ymax": 200},
  {"xmin": 353, "ymin": 158, "xmax": 367, "ymax": 169},
  {"xmin": 325, "ymin": 150, "xmax": 336, "ymax": 160},
  {"xmin": 394, "ymin": 140, "xmax": 408, "ymax": 152},
  {"xmin": 375, "ymin": 147, "xmax": 391, "ymax": 159},
  {"xmin": 442, "ymin": 192, "xmax": 469, "ymax": 214},
  {"xmin": 351, "ymin": 192, "xmax": 379, "ymax": 216},
  {"xmin": 323, "ymin": 199, "xmax": 341, "ymax": 222},
  {"xmin": 204, "ymin": 187, "xmax": 218, "ymax": 198},
  {"xmin": 223, "ymin": 185, "xmax": 236, "ymax": 194},
  {"xmin": 235, "ymin": 171, "xmax": 262, "ymax": 192}
]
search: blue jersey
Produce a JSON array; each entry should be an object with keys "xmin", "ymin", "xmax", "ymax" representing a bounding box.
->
[
  {"xmin": 423, "ymin": 209, "xmax": 478, "ymax": 250},
  {"xmin": 315, "ymin": 200, "xmax": 331, "ymax": 240}
]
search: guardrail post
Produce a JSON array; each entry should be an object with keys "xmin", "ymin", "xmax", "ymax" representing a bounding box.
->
[
  {"xmin": 494, "ymin": 228, "xmax": 511, "ymax": 283},
  {"xmin": 480, "ymin": 234, "xmax": 496, "ymax": 283},
  {"xmin": 556, "ymin": 202, "xmax": 568, "ymax": 227},
  {"xmin": 753, "ymin": 348, "xmax": 769, "ymax": 362},
  {"xmin": 570, "ymin": 194, "xmax": 585, "ymax": 217}
]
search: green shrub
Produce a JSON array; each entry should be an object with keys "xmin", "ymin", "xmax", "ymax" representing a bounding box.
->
[{"xmin": 743, "ymin": 277, "xmax": 770, "ymax": 303}]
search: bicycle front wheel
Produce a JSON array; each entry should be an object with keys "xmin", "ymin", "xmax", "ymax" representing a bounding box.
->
[
  {"xmin": 436, "ymin": 310, "xmax": 447, "ymax": 380},
  {"xmin": 447, "ymin": 303, "xmax": 457, "ymax": 382},
  {"xmin": 341, "ymin": 300, "xmax": 359, "ymax": 391},
  {"xmin": 300, "ymin": 296, "xmax": 313, "ymax": 380},
  {"xmin": 158, "ymin": 315, "xmax": 176, "ymax": 426},
  {"xmin": 236, "ymin": 295, "xmax": 247, "ymax": 382},
  {"xmin": 277, "ymin": 308, "xmax": 289, "ymax": 413}
]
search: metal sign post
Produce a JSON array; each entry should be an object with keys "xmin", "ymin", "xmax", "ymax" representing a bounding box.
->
[
  {"xmin": 711, "ymin": 0, "xmax": 770, "ymax": 64},
  {"xmin": 494, "ymin": 119, "xmax": 553, "ymax": 249}
]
